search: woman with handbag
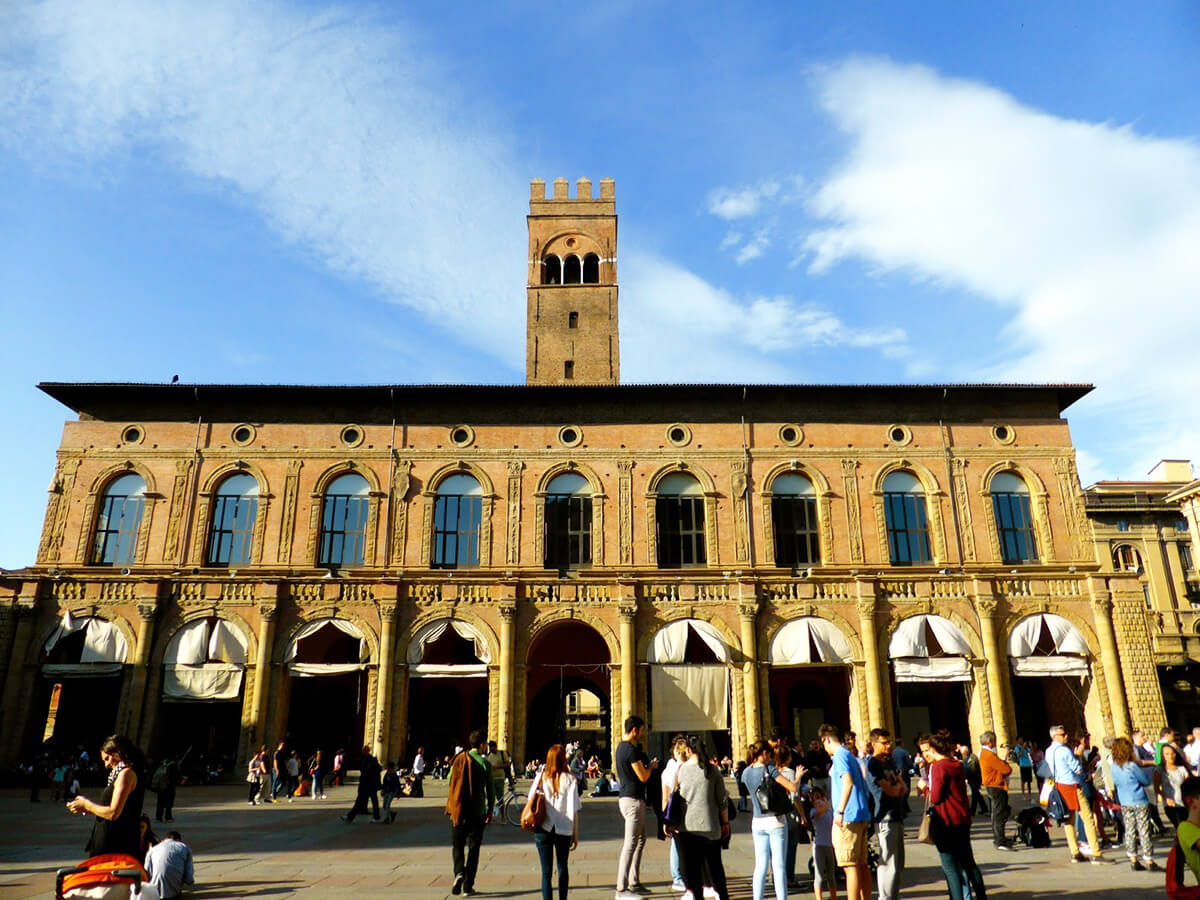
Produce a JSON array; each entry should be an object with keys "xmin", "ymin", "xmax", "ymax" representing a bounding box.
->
[
  {"xmin": 672, "ymin": 735, "xmax": 732, "ymax": 900},
  {"xmin": 525, "ymin": 743, "xmax": 580, "ymax": 900},
  {"xmin": 917, "ymin": 731, "xmax": 987, "ymax": 900},
  {"xmin": 740, "ymin": 740, "xmax": 800, "ymax": 900}
]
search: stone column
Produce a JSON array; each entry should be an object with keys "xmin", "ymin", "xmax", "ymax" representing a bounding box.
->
[
  {"xmin": 373, "ymin": 600, "xmax": 397, "ymax": 761},
  {"xmin": 1090, "ymin": 586, "xmax": 1131, "ymax": 737},
  {"xmin": 122, "ymin": 594, "xmax": 159, "ymax": 742},
  {"xmin": 738, "ymin": 595, "xmax": 761, "ymax": 741},
  {"xmin": 618, "ymin": 601, "xmax": 637, "ymax": 727},
  {"xmin": 974, "ymin": 592, "xmax": 1013, "ymax": 747},
  {"xmin": 497, "ymin": 601, "xmax": 517, "ymax": 753},
  {"xmin": 856, "ymin": 583, "xmax": 889, "ymax": 731},
  {"xmin": 0, "ymin": 593, "xmax": 39, "ymax": 765},
  {"xmin": 252, "ymin": 603, "xmax": 278, "ymax": 750}
]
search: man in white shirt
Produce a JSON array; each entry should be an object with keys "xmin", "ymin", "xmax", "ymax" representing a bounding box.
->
[
  {"xmin": 412, "ymin": 747, "xmax": 426, "ymax": 798},
  {"xmin": 1185, "ymin": 728, "xmax": 1200, "ymax": 770},
  {"xmin": 144, "ymin": 831, "xmax": 194, "ymax": 900}
]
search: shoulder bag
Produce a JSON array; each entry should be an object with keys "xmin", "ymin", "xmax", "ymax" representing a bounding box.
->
[
  {"xmin": 663, "ymin": 778, "xmax": 685, "ymax": 829},
  {"xmin": 521, "ymin": 774, "xmax": 548, "ymax": 832},
  {"xmin": 755, "ymin": 768, "xmax": 793, "ymax": 816},
  {"xmin": 917, "ymin": 802, "xmax": 936, "ymax": 844}
]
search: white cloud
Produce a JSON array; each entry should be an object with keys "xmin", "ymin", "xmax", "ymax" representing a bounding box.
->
[
  {"xmin": 805, "ymin": 57, "xmax": 1200, "ymax": 478},
  {"xmin": 707, "ymin": 180, "xmax": 780, "ymax": 219},
  {"xmin": 0, "ymin": 0, "xmax": 528, "ymax": 370},
  {"xmin": 719, "ymin": 231, "xmax": 742, "ymax": 250},
  {"xmin": 734, "ymin": 228, "xmax": 771, "ymax": 264},
  {"xmin": 621, "ymin": 251, "xmax": 907, "ymax": 382}
]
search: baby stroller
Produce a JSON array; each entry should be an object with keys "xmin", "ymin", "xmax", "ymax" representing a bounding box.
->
[
  {"xmin": 1015, "ymin": 805, "xmax": 1051, "ymax": 848},
  {"xmin": 55, "ymin": 853, "xmax": 157, "ymax": 900}
]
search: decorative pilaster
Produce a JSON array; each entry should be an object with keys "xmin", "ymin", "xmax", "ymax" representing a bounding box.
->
[
  {"xmin": 842, "ymin": 459, "xmax": 865, "ymax": 564},
  {"xmin": 390, "ymin": 458, "xmax": 412, "ymax": 567},
  {"xmin": 497, "ymin": 602, "xmax": 517, "ymax": 753},
  {"xmin": 950, "ymin": 458, "xmax": 977, "ymax": 563},
  {"xmin": 506, "ymin": 462, "xmax": 523, "ymax": 566},
  {"xmin": 731, "ymin": 461, "xmax": 750, "ymax": 563},
  {"xmin": 618, "ymin": 460, "xmax": 634, "ymax": 565},
  {"xmin": 277, "ymin": 460, "xmax": 302, "ymax": 565}
]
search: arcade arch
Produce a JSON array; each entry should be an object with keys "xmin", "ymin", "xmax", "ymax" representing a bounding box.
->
[
  {"xmin": 405, "ymin": 618, "xmax": 491, "ymax": 760},
  {"xmin": 888, "ymin": 614, "xmax": 974, "ymax": 742},
  {"xmin": 765, "ymin": 617, "xmax": 855, "ymax": 740},
  {"xmin": 524, "ymin": 620, "xmax": 612, "ymax": 767},
  {"xmin": 1008, "ymin": 613, "xmax": 1094, "ymax": 741}
]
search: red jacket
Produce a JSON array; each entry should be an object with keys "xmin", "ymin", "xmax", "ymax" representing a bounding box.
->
[{"xmin": 929, "ymin": 758, "xmax": 971, "ymax": 826}]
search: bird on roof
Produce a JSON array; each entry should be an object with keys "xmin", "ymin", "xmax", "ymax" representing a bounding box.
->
[{"xmin": 171, "ymin": 375, "xmax": 179, "ymax": 383}]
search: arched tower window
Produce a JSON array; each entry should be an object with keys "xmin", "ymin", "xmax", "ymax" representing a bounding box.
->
[
  {"xmin": 207, "ymin": 472, "xmax": 259, "ymax": 567},
  {"xmin": 1113, "ymin": 544, "xmax": 1143, "ymax": 573},
  {"xmin": 883, "ymin": 471, "xmax": 932, "ymax": 565},
  {"xmin": 544, "ymin": 472, "xmax": 592, "ymax": 570},
  {"xmin": 318, "ymin": 473, "xmax": 369, "ymax": 567},
  {"xmin": 991, "ymin": 471, "xmax": 1039, "ymax": 564},
  {"xmin": 656, "ymin": 472, "xmax": 706, "ymax": 568},
  {"xmin": 433, "ymin": 473, "xmax": 483, "ymax": 568},
  {"xmin": 92, "ymin": 473, "xmax": 146, "ymax": 566},
  {"xmin": 542, "ymin": 254, "xmax": 561, "ymax": 285},
  {"xmin": 582, "ymin": 253, "xmax": 600, "ymax": 283},
  {"xmin": 771, "ymin": 473, "xmax": 819, "ymax": 567},
  {"xmin": 563, "ymin": 254, "xmax": 582, "ymax": 284}
]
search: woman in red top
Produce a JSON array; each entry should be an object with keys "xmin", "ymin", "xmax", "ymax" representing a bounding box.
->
[{"xmin": 917, "ymin": 731, "xmax": 987, "ymax": 900}]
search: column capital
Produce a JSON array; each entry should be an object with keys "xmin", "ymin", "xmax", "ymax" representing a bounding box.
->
[
  {"xmin": 135, "ymin": 602, "xmax": 158, "ymax": 623},
  {"xmin": 974, "ymin": 595, "xmax": 1000, "ymax": 616},
  {"xmin": 738, "ymin": 600, "xmax": 759, "ymax": 622},
  {"xmin": 617, "ymin": 602, "xmax": 637, "ymax": 624},
  {"xmin": 378, "ymin": 601, "xmax": 398, "ymax": 621},
  {"xmin": 258, "ymin": 603, "xmax": 279, "ymax": 622},
  {"xmin": 1091, "ymin": 594, "xmax": 1114, "ymax": 616},
  {"xmin": 499, "ymin": 602, "xmax": 518, "ymax": 624},
  {"xmin": 856, "ymin": 595, "xmax": 876, "ymax": 619}
]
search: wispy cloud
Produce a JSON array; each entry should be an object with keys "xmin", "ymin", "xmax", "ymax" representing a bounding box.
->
[
  {"xmin": 707, "ymin": 180, "xmax": 780, "ymax": 219},
  {"xmin": 804, "ymin": 57, "xmax": 1200, "ymax": 479}
]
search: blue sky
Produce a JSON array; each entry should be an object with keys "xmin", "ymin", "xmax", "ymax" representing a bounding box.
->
[{"xmin": 2, "ymin": 1, "xmax": 1199, "ymax": 567}]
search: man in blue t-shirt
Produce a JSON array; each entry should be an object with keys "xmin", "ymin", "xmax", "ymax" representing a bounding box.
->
[{"xmin": 820, "ymin": 722, "xmax": 872, "ymax": 900}]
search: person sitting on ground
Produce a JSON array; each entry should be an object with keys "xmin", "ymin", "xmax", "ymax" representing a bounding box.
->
[{"xmin": 144, "ymin": 829, "xmax": 194, "ymax": 900}]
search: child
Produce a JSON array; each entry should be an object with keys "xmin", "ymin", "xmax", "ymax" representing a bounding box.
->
[
  {"xmin": 381, "ymin": 761, "xmax": 400, "ymax": 824},
  {"xmin": 809, "ymin": 785, "xmax": 837, "ymax": 900}
]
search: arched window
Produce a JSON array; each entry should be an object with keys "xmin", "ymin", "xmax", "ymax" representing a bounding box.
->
[
  {"xmin": 582, "ymin": 253, "xmax": 600, "ymax": 283},
  {"xmin": 883, "ymin": 471, "xmax": 932, "ymax": 565},
  {"xmin": 544, "ymin": 472, "xmax": 592, "ymax": 570},
  {"xmin": 656, "ymin": 473, "xmax": 706, "ymax": 567},
  {"xmin": 318, "ymin": 473, "xmax": 369, "ymax": 567},
  {"xmin": 542, "ymin": 254, "xmax": 561, "ymax": 285},
  {"xmin": 563, "ymin": 254, "xmax": 582, "ymax": 284},
  {"xmin": 433, "ymin": 473, "xmax": 483, "ymax": 568},
  {"xmin": 991, "ymin": 472, "xmax": 1039, "ymax": 564},
  {"xmin": 207, "ymin": 473, "xmax": 259, "ymax": 566},
  {"xmin": 771, "ymin": 473, "xmax": 819, "ymax": 567},
  {"xmin": 1113, "ymin": 544, "xmax": 1142, "ymax": 573},
  {"xmin": 92, "ymin": 473, "xmax": 146, "ymax": 566}
]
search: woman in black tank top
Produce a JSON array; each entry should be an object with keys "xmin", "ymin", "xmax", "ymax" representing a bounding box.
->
[{"xmin": 67, "ymin": 734, "xmax": 147, "ymax": 858}]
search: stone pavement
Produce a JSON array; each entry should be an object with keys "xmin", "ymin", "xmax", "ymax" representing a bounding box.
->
[{"xmin": 0, "ymin": 780, "xmax": 1173, "ymax": 899}]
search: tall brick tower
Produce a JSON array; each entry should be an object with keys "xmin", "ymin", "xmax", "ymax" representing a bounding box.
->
[{"xmin": 526, "ymin": 177, "xmax": 619, "ymax": 384}]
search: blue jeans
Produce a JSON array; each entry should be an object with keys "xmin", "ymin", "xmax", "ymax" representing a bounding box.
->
[
  {"xmin": 533, "ymin": 829, "xmax": 571, "ymax": 900},
  {"xmin": 751, "ymin": 824, "xmax": 787, "ymax": 900},
  {"xmin": 933, "ymin": 823, "xmax": 986, "ymax": 900},
  {"xmin": 670, "ymin": 834, "xmax": 682, "ymax": 883}
]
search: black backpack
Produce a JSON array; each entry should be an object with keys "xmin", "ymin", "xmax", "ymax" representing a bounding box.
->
[{"xmin": 755, "ymin": 771, "xmax": 792, "ymax": 816}]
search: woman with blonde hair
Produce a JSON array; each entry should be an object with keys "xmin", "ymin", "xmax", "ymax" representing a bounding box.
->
[
  {"xmin": 1109, "ymin": 737, "xmax": 1155, "ymax": 871},
  {"xmin": 529, "ymin": 743, "xmax": 581, "ymax": 900}
]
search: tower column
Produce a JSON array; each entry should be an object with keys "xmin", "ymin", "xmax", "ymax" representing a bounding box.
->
[
  {"xmin": 619, "ymin": 602, "xmax": 637, "ymax": 726},
  {"xmin": 497, "ymin": 601, "xmax": 517, "ymax": 753},
  {"xmin": 252, "ymin": 603, "xmax": 278, "ymax": 752},
  {"xmin": 974, "ymin": 592, "xmax": 1013, "ymax": 747},
  {"xmin": 373, "ymin": 601, "xmax": 397, "ymax": 761},
  {"xmin": 856, "ymin": 583, "xmax": 889, "ymax": 731},
  {"xmin": 738, "ymin": 592, "xmax": 761, "ymax": 741},
  {"xmin": 1089, "ymin": 582, "xmax": 1131, "ymax": 737}
]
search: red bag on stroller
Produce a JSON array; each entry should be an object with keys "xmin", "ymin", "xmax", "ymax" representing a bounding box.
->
[{"xmin": 55, "ymin": 853, "xmax": 151, "ymax": 900}]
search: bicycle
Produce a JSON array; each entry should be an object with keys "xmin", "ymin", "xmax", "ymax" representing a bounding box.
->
[{"xmin": 497, "ymin": 781, "xmax": 524, "ymax": 826}]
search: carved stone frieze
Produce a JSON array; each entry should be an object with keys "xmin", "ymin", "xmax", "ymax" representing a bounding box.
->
[
  {"xmin": 166, "ymin": 458, "xmax": 194, "ymax": 565},
  {"xmin": 277, "ymin": 460, "xmax": 302, "ymax": 565},
  {"xmin": 390, "ymin": 458, "xmax": 412, "ymax": 567},
  {"xmin": 618, "ymin": 460, "xmax": 634, "ymax": 566},
  {"xmin": 506, "ymin": 460, "xmax": 523, "ymax": 566},
  {"xmin": 731, "ymin": 460, "xmax": 750, "ymax": 562},
  {"xmin": 38, "ymin": 456, "xmax": 81, "ymax": 563},
  {"xmin": 841, "ymin": 459, "xmax": 865, "ymax": 563},
  {"xmin": 950, "ymin": 458, "xmax": 976, "ymax": 562}
]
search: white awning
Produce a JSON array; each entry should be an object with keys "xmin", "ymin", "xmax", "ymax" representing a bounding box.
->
[
  {"xmin": 888, "ymin": 615, "xmax": 972, "ymax": 658},
  {"xmin": 164, "ymin": 619, "xmax": 248, "ymax": 666},
  {"xmin": 406, "ymin": 619, "xmax": 491, "ymax": 665},
  {"xmin": 43, "ymin": 616, "xmax": 129, "ymax": 664},
  {"xmin": 42, "ymin": 663, "xmax": 123, "ymax": 678},
  {"xmin": 286, "ymin": 618, "xmax": 368, "ymax": 663},
  {"xmin": 650, "ymin": 664, "xmax": 729, "ymax": 731},
  {"xmin": 893, "ymin": 657, "xmax": 972, "ymax": 683},
  {"xmin": 647, "ymin": 619, "xmax": 729, "ymax": 664},
  {"xmin": 768, "ymin": 617, "xmax": 853, "ymax": 665},
  {"xmin": 163, "ymin": 664, "xmax": 244, "ymax": 700},
  {"xmin": 289, "ymin": 662, "xmax": 368, "ymax": 678},
  {"xmin": 1008, "ymin": 614, "xmax": 1090, "ymax": 677},
  {"xmin": 409, "ymin": 663, "xmax": 489, "ymax": 679}
]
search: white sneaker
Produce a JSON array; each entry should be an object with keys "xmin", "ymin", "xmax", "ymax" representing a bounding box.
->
[
  {"xmin": 671, "ymin": 881, "xmax": 686, "ymax": 892},
  {"xmin": 703, "ymin": 889, "xmax": 718, "ymax": 899},
  {"xmin": 615, "ymin": 893, "xmax": 642, "ymax": 900},
  {"xmin": 680, "ymin": 892, "xmax": 694, "ymax": 900}
]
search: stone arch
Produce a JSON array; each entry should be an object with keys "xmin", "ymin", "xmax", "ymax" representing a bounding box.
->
[
  {"xmin": 542, "ymin": 231, "xmax": 603, "ymax": 260},
  {"xmin": 77, "ymin": 462, "xmax": 159, "ymax": 566},
  {"xmin": 1001, "ymin": 606, "xmax": 1100, "ymax": 659},
  {"xmin": 645, "ymin": 462, "xmax": 719, "ymax": 568},
  {"xmin": 311, "ymin": 460, "xmax": 383, "ymax": 496},
  {"xmin": 406, "ymin": 609, "xmax": 500, "ymax": 668},
  {"xmin": 150, "ymin": 609, "xmax": 257, "ymax": 668},
  {"xmin": 420, "ymin": 462, "xmax": 496, "ymax": 567},
  {"xmin": 279, "ymin": 608, "xmax": 380, "ymax": 666},
  {"xmin": 870, "ymin": 459, "xmax": 949, "ymax": 565},
  {"xmin": 885, "ymin": 610, "xmax": 984, "ymax": 659},
  {"xmin": 534, "ymin": 461, "xmax": 607, "ymax": 568},
  {"xmin": 637, "ymin": 611, "xmax": 741, "ymax": 664},
  {"xmin": 760, "ymin": 460, "xmax": 836, "ymax": 567},
  {"xmin": 38, "ymin": 610, "xmax": 138, "ymax": 664},
  {"xmin": 191, "ymin": 461, "xmax": 272, "ymax": 567},
  {"xmin": 978, "ymin": 460, "xmax": 1054, "ymax": 564},
  {"xmin": 523, "ymin": 608, "xmax": 619, "ymax": 664}
]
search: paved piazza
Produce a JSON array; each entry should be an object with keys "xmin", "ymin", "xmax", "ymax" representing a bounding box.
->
[{"xmin": 0, "ymin": 780, "xmax": 1168, "ymax": 899}]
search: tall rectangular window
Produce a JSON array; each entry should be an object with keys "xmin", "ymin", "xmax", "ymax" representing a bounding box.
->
[
  {"xmin": 544, "ymin": 494, "xmax": 592, "ymax": 569},
  {"xmin": 772, "ymin": 496, "xmax": 820, "ymax": 566},
  {"xmin": 92, "ymin": 494, "xmax": 145, "ymax": 565},
  {"xmin": 207, "ymin": 494, "xmax": 258, "ymax": 566},
  {"xmin": 319, "ymin": 494, "xmax": 369, "ymax": 567},
  {"xmin": 432, "ymin": 495, "xmax": 482, "ymax": 568},
  {"xmin": 884, "ymin": 493, "xmax": 932, "ymax": 565},
  {"xmin": 656, "ymin": 496, "xmax": 707, "ymax": 567},
  {"xmin": 1181, "ymin": 543, "xmax": 1195, "ymax": 572},
  {"xmin": 993, "ymin": 493, "xmax": 1039, "ymax": 563}
]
